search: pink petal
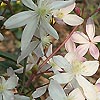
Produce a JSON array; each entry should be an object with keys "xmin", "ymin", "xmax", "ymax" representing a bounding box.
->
[
  {"xmin": 76, "ymin": 44, "xmax": 89, "ymax": 57},
  {"xmin": 93, "ymin": 36, "xmax": 100, "ymax": 43},
  {"xmin": 65, "ymin": 38, "xmax": 76, "ymax": 52},
  {"xmin": 71, "ymin": 31, "xmax": 89, "ymax": 44},
  {"xmin": 89, "ymin": 43, "xmax": 99, "ymax": 59},
  {"xmin": 86, "ymin": 17, "xmax": 95, "ymax": 40}
]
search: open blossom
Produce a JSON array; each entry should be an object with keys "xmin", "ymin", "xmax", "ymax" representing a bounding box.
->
[
  {"xmin": 48, "ymin": 79, "xmax": 85, "ymax": 100},
  {"xmin": 71, "ymin": 17, "xmax": 100, "ymax": 59},
  {"xmin": 0, "ymin": 75, "xmax": 18, "ymax": 100},
  {"xmin": 4, "ymin": 0, "xmax": 75, "ymax": 50},
  {"xmin": 50, "ymin": 52, "xmax": 99, "ymax": 100},
  {"xmin": 53, "ymin": 3, "xmax": 84, "ymax": 26}
]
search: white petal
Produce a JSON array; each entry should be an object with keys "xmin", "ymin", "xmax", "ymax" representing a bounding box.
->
[
  {"xmin": 32, "ymin": 85, "xmax": 47, "ymax": 98},
  {"xmin": 53, "ymin": 55, "xmax": 71, "ymax": 71},
  {"xmin": 60, "ymin": 3, "xmax": 76, "ymax": 15},
  {"xmin": 5, "ymin": 75, "xmax": 18, "ymax": 89},
  {"xmin": 0, "ymin": 94, "xmax": 2, "ymax": 100},
  {"xmin": 21, "ymin": 0, "xmax": 37, "ymax": 10},
  {"xmin": 0, "ymin": 16, "xmax": 4, "ymax": 20},
  {"xmin": 0, "ymin": 76, "xmax": 6, "ymax": 85},
  {"xmin": 89, "ymin": 43, "xmax": 99, "ymax": 59},
  {"xmin": 49, "ymin": 0, "xmax": 75, "ymax": 10},
  {"xmin": 81, "ymin": 61, "xmax": 99, "ymax": 76},
  {"xmin": 42, "ymin": 19, "xmax": 59, "ymax": 40},
  {"xmin": 46, "ymin": 44, "xmax": 52, "ymax": 57},
  {"xmin": 86, "ymin": 17, "xmax": 95, "ymax": 40},
  {"xmin": 76, "ymin": 75, "xmax": 97, "ymax": 100},
  {"xmin": 71, "ymin": 31, "xmax": 89, "ymax": 44},
  {"xmin": 0, "ymin": 33, "xmax": 4, "ymax": 41},
  {"xmin": 93, "ymin": 36, "xmax": 100, "ymax": 43},
  {"xmin": 96, "ymin": 78, "xmax": 100, "ymax": 84},
  {"xmin": 4, "ymin": 11, "xmax": 37, "ymax": 29},
  {"xmin": 7, "ymin": 67, "xmax": 15, "ymax": 76},
  {"xmin": 48, "ymin": 80, "xmax": 67, "ymax": 100},
  {"xmin": 3, "ymin": 90, "xmax": 14, "ymax": 100},
  {"xmin": 76, "ymin": 44, "xmax": 89, "ymax": 57},
  {"xmin": 21, "ymin": 17, "xmax": 38, "ymax": 50},
  {"xmin": 17, "ymin": 41, "xmax": 40, "ymax": 63},
  {"xmin": 50, "ymin": 73, "xmax": 74, "ymax": 84},
  {"xmin": 14, "ymin": 94, "xmax": 30, "ymax": 100},
  {"xmin": 46, "ymin": 96, "xmax": 52, "ymax": 100},
  {"xmin": 68, "ymin": 88, "xmax": 85, "ymax": 100},
  {"xmin": 63, "ymin": 14, "xmax": 84, "ymax": 26}
]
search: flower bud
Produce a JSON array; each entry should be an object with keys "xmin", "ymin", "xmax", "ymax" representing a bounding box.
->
[{"xmin": 74, "ymin": 7, "xmax": 81, "ymax": 16}]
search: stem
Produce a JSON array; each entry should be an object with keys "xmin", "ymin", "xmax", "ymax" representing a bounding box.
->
[{"xmin": 38, "ymin": 26, "xmax": 79, "ymax": 71}]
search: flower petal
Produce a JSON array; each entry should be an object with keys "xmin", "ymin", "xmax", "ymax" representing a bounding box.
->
[
  {"xmin": 17, "ymin": 41, "xmax": 40, "ymax": 63},
  {"xmin": 46, "ymin": 44, "xmax": 52, "ymax": 57},
  {"xmin": 21, "ymin": 0, "xmax": 37, "ymax": 10},
  {"xmin": 86, "ymin": 17, "xmax": 95, "ymax": 40},
  {"xmin": 63, "ymin": 14, "xmax": 84, "ymax": 26},
  {"xmin": 42, "ymin": 19, "xmax": 59, "ymax": 40},
  {"xmin": 0, "ymin": 33, "xmax": 4, "ymax": 41},
  {"xmin": 81, "ymin": 61, "xmax": 99, "ymax": 76},
  {"xmin": 53, "ymin": 55, "xmax": 71, "ymax": 71},
  {"xmin": 68, "ymin": 88, "xmax": 85, "ymax": 100},
  {"xmin": 0, "ymin": 16, "xmax": 4, "ymax": 20},
  {"xmin": 48, "ymin": 80, "xmax": 67, "ymax": 100},
  {"xmin": 49, "ymin": 0, "xmax": 75, "ymax": 10},
  {"xmin": 21, "ymin": 17, "xmax": 38, "ymax": 50},
  {"xmin": 0, "ymin": 94, "xmax": 2, "ymax": 100},
  {"xmin": 89, "ymin": 43, "xmax": 99, "ymax": 59},
  {"xmin": 50, "ymin": 73, "xmax": 74, "ymax": 84},
  {"xmin": 32, "ymin": 85, "xmax": 47, "ymax": 98},
  {"xmin": 76, "ymin": 75, "xmax": 97, "ymax": 100},
  {"xmin": 93, "ymin": 36, "xmax": 100, "ymax": 43},
  {"xmin": 76, "ymin": 44, "xmax": 89, "ymax": 57},
  {"xmin": 4, "ymin": 11, "xmax": 37, "ymax": 29},
  {"xmin": 5, "ymin": 75, "xmax": 18, "ymax": 89}
]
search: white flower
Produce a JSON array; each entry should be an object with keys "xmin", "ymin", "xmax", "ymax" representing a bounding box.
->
[
  {"xmin": 50, "ymin": 52, "xmax": 99, "ymax": 100},
  {"xmin": 0, "ymin": 16, "xmax": 4, "ymax": 41},
  {"xmin": 53, "ymin": 3, "xmax": 84, "ymax": 26},
  {"xmin": 4, "ymin": 0, "xmax": 75, "ymax": 50},
  {"xmin": 0, "ymin": 75, "xmax": 18, "ymax": 100},
  {"xmin": 48, "ymin": 79, "xmax": 85, "ymax": 100}
]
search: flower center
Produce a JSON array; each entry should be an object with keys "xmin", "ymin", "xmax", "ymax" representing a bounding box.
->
[
  {"xmin": 0, "ymin": 84, "xmax": 5, "ymax": 93},
  {"xmin": 72, "ymin": 60, "xmax": 82, "ymax": 75},
  {"xmin": 57, "ymin": 12, "xmax": 64, "ymax": 19}
]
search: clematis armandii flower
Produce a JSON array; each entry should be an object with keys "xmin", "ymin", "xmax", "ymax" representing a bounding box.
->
[
  {"xmin": 4, "ymin": 0, "xmax": 75, "ymax": 50},
  {"xmin": 53, "ymin": 3, "xmax": 84, "ymax": 26},
  {"xmin": 71, "ymin": 17, "xmax": 100, "ymax": 59}
]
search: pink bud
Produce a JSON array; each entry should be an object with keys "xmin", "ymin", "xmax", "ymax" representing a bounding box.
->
[{"xmin": 74, "ymin": 7, "xmax": 81, "ymax": 16}]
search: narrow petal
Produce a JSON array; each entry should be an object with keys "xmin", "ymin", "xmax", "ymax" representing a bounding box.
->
[
  {"xmin": 0, "ymin": 16, "xmax": 4, "ymax": 20},
  {"xmin": 76, "ymin": 44, "xmax": 89, "ymax": 57},
  {"xmin": 17, "ymin": 41, "xmax": 40, "ymax": 63},
  {"xmin": 50, "ymin": 73, "xmax": 74, "ymax": 84},
  {"xmin": 0, "ymin": 33, "xmax": 4, "ymax": 41},
  {"xmin": 81, "ymin": 61, "xmax": 99, "ymax": 76},
  {"xmin": 86, "ymin": 17, "xmax": 95, "ymax": 40},
  {"xmin": 63, "ymin": 14, "xmax": 84, "ymax": 26},
  {"xmin": 4, "ymin": 11, "xmax": 37, "ymax": 29},
  {"xmin": 21, "ymin": 17, "xmax": 38, "ymax": 50},
  {"xmin": 46, "ymin": 44, "xmax": 52, "ymax": 57},
  {"xmin": 14, "ymin": 95, "xmax": 30, "ymax": 100},
  {"xmin": 89, "ymin": 43, "xmax": 99, "ymax": 59},
  {"xmin": 53, "ymin": 55, "xmax": 71, "ymax": 71},
  {"xmin": 76, "ymin": 75, "xmax": 97, "ymax": 100},
  {"xmin": 42, "ymin": 19, "xmax": 59, "ymax": 40},
  {"xmin": 3, "ymin": 91, "xmax": 14, "ymax": 100},
  {"xmin": 49, "ymin": 0, "xmax": 75, "ymax": 10},
  {"xmin": 0, "ymin": 94, "xmax": 2, "ymax": 100},
  {"xmin": 5, "ymin": 75, "xmax": 18, "ymax": 89},
  {"xmin": 32, "ymin": 85, "xmax": 47, "ymax": 98},
  {"xmin": 48, "ymin": 80, "xmax": 67, "ymax": 100},
  {"xmin": 93, "ymin": 36, "xmax": 100, "ymax": 43},
  {"xmin": 0, "ymin": 76, "xmax": 6, "ymax": 85},
  {"xmin": 60, "ymin": 3, "xmax": 76, "ymax": 15},
  {"xmin": 96, "ymin": 78, "xmax": 100, "ymax": 84},
  {"xmin": 71, "ymin": 31, "xmax": 89, "ymax": 44},
  {"xmin": 21, "ymin": 0, "xmax": 37, "ymax": 10},
  {"xmin": 65, "ymin": 38, "xmax": 76, "ymax": 52},
  {"xmin": 68, "ymin": 88, "xmax": 85, "ymax": 100}
]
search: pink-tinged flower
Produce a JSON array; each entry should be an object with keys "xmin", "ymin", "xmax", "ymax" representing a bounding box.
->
[{"xmin": 71, "ymin": 17, "xmax": 100, "ymax": 59}]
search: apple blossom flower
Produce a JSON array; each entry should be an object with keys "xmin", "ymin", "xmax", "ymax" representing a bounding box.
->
[
  {"xmin": 0, "ymin": 16, "xmax": 4, "ymax": 41},
  {"xmin": 53, "ymin": 3, "xmax": 84, "ymax": 26},
  {"xmin": 0, "ymin": 75, "xmax": 18, "ymax": 100},
  {"xmin": 48, "ymin": 79, "xmax": 85, "ymax": 100},
  {"xmin": 71, "ymin": 17, "xmax": 100, "ymax": 59},
  {"xmin": 4, "ymin": 0, "xmax": 75, "ymax": 50},
  {"xmin": 50, "ymin": 52, "xmax": 99, "ymax": 100}
]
